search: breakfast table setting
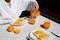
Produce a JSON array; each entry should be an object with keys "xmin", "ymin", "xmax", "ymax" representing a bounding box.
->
[{"xmin": 0, "ymin": 11, "xmax": 60, "ymax": 40}]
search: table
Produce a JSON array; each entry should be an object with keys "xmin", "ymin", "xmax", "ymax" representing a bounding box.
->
[{"xmin": 0, "ymin": 15, "xmax": 60, "ymax": 40}]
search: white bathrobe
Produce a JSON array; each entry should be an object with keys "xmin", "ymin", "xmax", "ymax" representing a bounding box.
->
[{"xmin": 0, "ymin": 0, "xmax": 38, "ymax": 20}]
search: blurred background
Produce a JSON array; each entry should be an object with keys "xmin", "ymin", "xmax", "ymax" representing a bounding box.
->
[{"xmin": 36, "ymin": 0, "xmax": 60, "ymax": 24}]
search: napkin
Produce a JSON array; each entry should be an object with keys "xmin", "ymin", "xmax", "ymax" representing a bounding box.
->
[{"xmin": 0, "ymin": 18, "xmax": 13, "ymax": 25}]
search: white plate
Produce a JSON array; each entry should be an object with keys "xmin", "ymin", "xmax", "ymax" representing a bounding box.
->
[
  {"xmin": 10, "ymin": 18, "xmax": 28, "ymax": 26},
  {"xmin": 30, "ymin": 28, "xmax": 53, "ymax": 40}
]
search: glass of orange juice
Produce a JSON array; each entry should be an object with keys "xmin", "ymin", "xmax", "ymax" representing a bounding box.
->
[
  {"xmin": 30, "ymin": 11, "xmax": 36, "ymax": 18},
  {"xmin": 30, "ymin": 11, "xmax": 40, "ymax": 19},
  {"xmin": 43, "ymin": 21, "xmax": 50, "ymax": 29},
  {"xmin": 29, "ymin": 18, "xmax": 36, "ymax": 25}
]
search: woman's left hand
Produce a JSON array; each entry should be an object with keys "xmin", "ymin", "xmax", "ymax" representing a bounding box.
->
[{"xmin": 31, "ymin": 2, "xmax": 39, "ymax": 11}]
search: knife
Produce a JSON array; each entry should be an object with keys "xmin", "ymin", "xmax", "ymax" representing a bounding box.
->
[{"xmin": 50, "ymin": 32, "xmax": 60, "ymax": 38}]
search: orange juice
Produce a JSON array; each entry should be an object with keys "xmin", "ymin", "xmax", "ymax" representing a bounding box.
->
[
  {"xmin": 14, "ymin": 29, "xmax": 21, "ymax": 34},
  {"xmin": 43, "ymin": 21, "xmax": 50, "ymax": 29},
  {"xmin": 30, "ymin": 11, "xmax": 40, "ymax": 18},
  {"xmin": 31, "ymin": 11, "xmax": 36, "ymax": 18},
  {"xmin": 29, "ymin": 19, "xmax": 36, "ymax": 25},
  {"xmin": 7, "ymin": 25, "xmax": 14, "ymax": 32}
]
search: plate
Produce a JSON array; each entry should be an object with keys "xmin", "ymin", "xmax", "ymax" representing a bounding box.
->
[
  {"xmin": 29, "ymin": 28, "xmax": 53, "ymax": 40},
  {"xmin": 10, "ymin": 18, "xmax": 27, "ymax": 26}
]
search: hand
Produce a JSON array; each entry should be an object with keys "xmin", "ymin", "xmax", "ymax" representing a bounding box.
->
[{"xmin": 31, "ymin": 2, "xmax": 39, "ymax": 11}]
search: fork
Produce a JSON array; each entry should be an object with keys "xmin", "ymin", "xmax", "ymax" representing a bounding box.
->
[{"xmin": 27, "ymin": 33, "xmax": 34, "ymax": 40}]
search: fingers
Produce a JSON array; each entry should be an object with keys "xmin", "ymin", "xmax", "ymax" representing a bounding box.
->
[{"xmin": 31, "ymin": 2, "xmax": 39, "ymax": 11}]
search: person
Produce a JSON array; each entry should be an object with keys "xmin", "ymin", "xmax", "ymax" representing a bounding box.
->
[{"xmin": 0, "ymin": 0, "xmax": 39, "ymax": 23}]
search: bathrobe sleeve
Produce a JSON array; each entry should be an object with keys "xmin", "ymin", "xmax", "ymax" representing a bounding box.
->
[
  {"xmin": 0, "ymin": 1, "xmax": 13, "ymax": 20},
  {"xmin": 0, "ymin": 1, "xmax": 12, "ymax": 24}
]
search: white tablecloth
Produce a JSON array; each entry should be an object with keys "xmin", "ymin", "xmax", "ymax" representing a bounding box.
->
[{"xmin": 0, "ymin": 15, "xmax": 60, "ymax": 40}]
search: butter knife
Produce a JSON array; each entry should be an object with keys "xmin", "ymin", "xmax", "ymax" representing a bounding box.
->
[{"xmin": 50, "ymin": 32, "xmax": 60, "ymax": 38}]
